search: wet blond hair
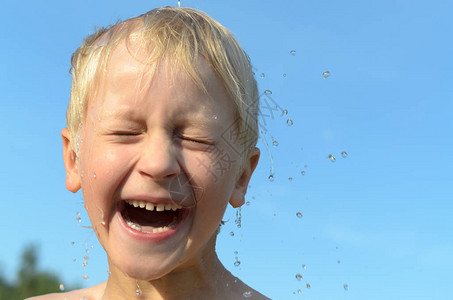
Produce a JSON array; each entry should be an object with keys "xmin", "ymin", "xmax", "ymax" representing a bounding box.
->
[{"xmin": 67, "ymin": 7, "xmax": 258, "ymax": 160}]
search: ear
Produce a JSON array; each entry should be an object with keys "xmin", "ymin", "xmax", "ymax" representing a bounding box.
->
[
  {"xmin": 62, "ymin": 128, "xmax": 81, "ymax": 193},
  {"xmin": 229, "ymin": 147, "xmax": 260, "ymax": 208}
]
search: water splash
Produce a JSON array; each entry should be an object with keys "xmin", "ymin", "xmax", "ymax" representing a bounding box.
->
[
  {"xmin": 321, "ymin": 71, "xmax": 331, "ymax": 79},
  {"xmin": 235, "ymin": 207, "xmax": 242, "ymax": 228},
  {"xmin": 177, "ymin": 0, "xmax": 180, "ymax": 7}
]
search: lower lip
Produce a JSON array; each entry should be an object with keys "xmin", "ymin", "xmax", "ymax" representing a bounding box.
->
[{"xmin": 116, "ymin": 207, "xmax": 189, "ymax": 242}]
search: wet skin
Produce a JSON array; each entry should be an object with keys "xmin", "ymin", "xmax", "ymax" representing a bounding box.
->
[{"xmin": 56, "ymin": 41, "xmax": 265, "ymax": 299}]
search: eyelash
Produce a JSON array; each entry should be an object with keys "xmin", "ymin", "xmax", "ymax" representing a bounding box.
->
[{"xmin": 179, "ymin": 136, "xmax": 213, "ymax": 145}]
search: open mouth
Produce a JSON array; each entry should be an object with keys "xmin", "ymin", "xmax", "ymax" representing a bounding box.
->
[{"xmin": 121, "ymin": 200, "xmax": 186, "ymax": 234}]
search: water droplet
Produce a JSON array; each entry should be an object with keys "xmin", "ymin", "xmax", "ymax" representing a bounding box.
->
[
  {"xmin": 306, "ymin": 283, "xmax": 311, "ymax": 289},
  {"xmin": 264, "ymin": 89, "xmax": 272, "ymax": 95},
  {"xmin": 235, "ymin": 207, "xmax": 242, "ymax": 228},
  {"xmin": 290, "ymin": 50, "xmax": 296, "ymax": 55},
  {"xmin": 337, "ymin": 260, "xmax": 341, "ymax": 264},
  {"xmin": 328, "ymin": 154, "xmax": 336, "ymax": 162},
  {"xmin": 83, "ymin": 275, "xmax": 88, "ymax": 280},
  {"xmin": 59, "ymin": 284, "xmax": 65, "ymax": 291},
  {"xmin": 246, "ymin": 201, "xmax": 250, "ymax": 206},
  {"xmin": 295, "ymin": 274, "xmax": 303, "ymax": 281},
  {"xmin": 302, "ymin": 264, "xmax": 306, "ymax": 270},
  {"xmin": 321, "ymin": 70, "xmax": 332, "ymax": 79},
  {"xmin": 272, "ymin": 140, "xmax": 279, "ymax": 147},
  {"xmin": 234, "ymin": 260, "xmax": 241, "ymax": 267},
  {"xmin": 283, "ymin": 73, "xmax": 287, "ymax": 77},
  {"xmin": 85, "ymin": 248, "xmax": 89, "ymax": 253},
  {"xmin": 287, "ymin": 119, "xmax": 293, "ymax": 126},
  {"xmin": 260, "ymin": 73, "xmax": 265, "ymax": 78},
  {"xmin": 76, "ymin": 212, "xmax": 80, "ymax": 216},
  {"xmin": 297, "ymin": 288, "xmax": 302, "ymax": 294},
  {"xmin": 71, "ymin": 241, "xmax": 75, "ymax": 245},
  {"xmin": 268, "ymin": 174, "xmax": 274, "ymax": 182},
  {"xmin": 343, "ymin": 284, "xmax": 349, "ymax": 291},
  {"xmin": 90, "ymin": 245, "xmax": 94, "ymax": 249},
  {"xmin": 288, "ymin": 177, "xmax": 293, "ymax": 181},
  {"xmin": 341, "ymin": 151, "xmax": 348, "ymax": 158},
  {"xmin": 177, "ymin": 0, "xmax": 181, "ymax": 7},
  {"xmin": 304, "ymin": 164, "xmax": 308, "ymax": 168},
  {"xmin": 301, "ymin": 171, "xmax": 306, "ymax": 176},
  {"xmin": 136, "ymin": 289, "xmax": 142, "ymax": 296},
  {"xmin": 230, "ymin": 231, "xmax": 234, "ymax": 236},
  {"xmin": 84, "ymin": 255, "xmax": 89, "ymax": 260},
  {"xmin": 72, "ymin": 258, "xmax": 76, "ymax": 262},
  {"xmin": 234, "ymin": 251, "xmax": 238, "ymax": 255},
  {"xmin": 281, "ymin": 109, "xmax": 288, "ymax": 116},
  {"xmin": 243, "ymin": 291, "xmax": 253, "ymax": 298},
  {"xmin": 76, "ymin": 216, "xmax": 82, "ymax": 223},
  {"xmin": 296, "ymin": 212, "xmax": 303, "ymax": 218},
  {"xmin": 83, "ymin": 261, "xmax": 87, "ymax": 267},
  {"xmin": 212, "ymin": 114, "xmax": 218, "ymax": 120},
  {"xmin": 92, "ymin": 173, "xmax": 96, "ymax": 179}
]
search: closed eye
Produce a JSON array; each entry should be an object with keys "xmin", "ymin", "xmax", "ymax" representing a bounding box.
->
[{"xmin": 180, "ymin": 136, "xmax": 214, "ymax": 145}]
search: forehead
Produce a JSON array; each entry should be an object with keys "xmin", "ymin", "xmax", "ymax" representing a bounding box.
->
[{"xmin": 88, "ymin": 40, "xmax": 236, "ymax": 121}]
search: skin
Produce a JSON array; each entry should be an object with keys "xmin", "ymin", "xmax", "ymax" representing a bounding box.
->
[{"xmin": 29, "ymin": 41, "xmax": 268, "ymax": 300}]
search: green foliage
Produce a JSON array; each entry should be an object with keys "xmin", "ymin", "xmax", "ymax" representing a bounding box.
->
[{"xmin": 0, "ymin": 244, "xmax": 78, "ymax": 299}]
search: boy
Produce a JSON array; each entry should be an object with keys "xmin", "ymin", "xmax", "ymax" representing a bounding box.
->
[{"xmin": 31, "ymin": 6, "xmax": 268, "ymax": 300}]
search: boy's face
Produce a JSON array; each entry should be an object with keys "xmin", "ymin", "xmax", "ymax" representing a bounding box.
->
[{"xmin": 62, "ymin": 42, "xmax": 259, "ymax": 280}]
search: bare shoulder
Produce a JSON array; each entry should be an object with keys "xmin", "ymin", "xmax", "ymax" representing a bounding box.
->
[
  {"xmin": 226, "ymin": 278, "xmax": 271, "ymax": 300},
  {"xmin": 26, "ymin": 281, "xmax": 107, "ymax": 300}
]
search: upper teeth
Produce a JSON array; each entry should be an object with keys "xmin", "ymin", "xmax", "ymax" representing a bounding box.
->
[{"xmin": 126, "ymin": 200, "xmax": 182, "ymax": 211}]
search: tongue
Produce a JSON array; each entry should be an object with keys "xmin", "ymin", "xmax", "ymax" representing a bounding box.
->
[{"xmin": 125, "ymin": 206, "xmax": 177, "ymax": 228}]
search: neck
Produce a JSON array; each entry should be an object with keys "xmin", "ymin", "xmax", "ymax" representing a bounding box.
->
[{"xmin": 101, "ymin": 236, "xmax": 234, "ymax": 300}]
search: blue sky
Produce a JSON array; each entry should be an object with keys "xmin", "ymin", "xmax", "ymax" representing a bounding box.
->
[{"xmin": 1, "ymin": 0, "xmax": 452, "ymax": 299}]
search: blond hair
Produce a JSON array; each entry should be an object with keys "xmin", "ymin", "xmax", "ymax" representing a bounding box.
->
[{"xmin": 67, "ymin": 7, "xmax": 258, "ymax": 160}]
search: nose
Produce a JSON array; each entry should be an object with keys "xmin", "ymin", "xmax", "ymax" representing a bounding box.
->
[{"xmin": 136, "ymin": 131, "xmax": 180, "ymax": 181}]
